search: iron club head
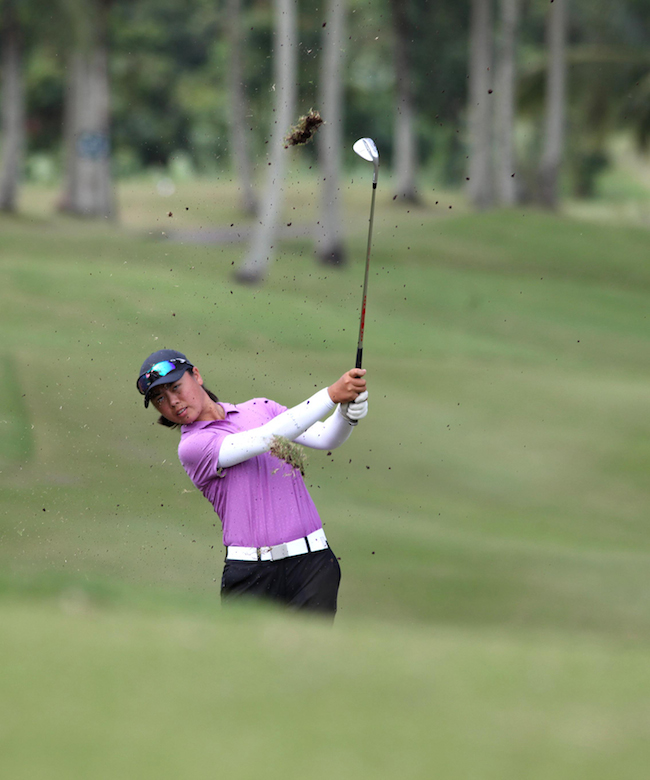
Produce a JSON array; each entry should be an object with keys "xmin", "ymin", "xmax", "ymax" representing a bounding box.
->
[{"xmin": 353, "ymin": 137, "xmax": 379, "ymax": 163}]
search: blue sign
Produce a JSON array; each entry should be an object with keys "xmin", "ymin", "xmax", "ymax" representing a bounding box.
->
[{"xmin": 77, "ymin": 132, "xmax": 110, "ymax": 160}]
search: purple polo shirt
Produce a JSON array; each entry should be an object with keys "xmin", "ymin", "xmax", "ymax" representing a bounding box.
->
[{"xmin": 177, "ymin": 398, "xmax": 323, "ymax": 548}]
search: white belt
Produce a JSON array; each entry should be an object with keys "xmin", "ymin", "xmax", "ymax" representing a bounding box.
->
[{"xmin": 226, "ymin": 528, "xmax": 328, "ymax": 562}]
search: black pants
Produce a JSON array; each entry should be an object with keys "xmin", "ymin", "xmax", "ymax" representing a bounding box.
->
[{"xmin": 221, "ymin": 548, "xmax": 341, "ymax": 616}]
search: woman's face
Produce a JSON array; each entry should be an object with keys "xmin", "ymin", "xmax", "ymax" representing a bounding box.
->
[{"xmin": 149, "ymin": 367, "xmax": 221, "ymax": 424}]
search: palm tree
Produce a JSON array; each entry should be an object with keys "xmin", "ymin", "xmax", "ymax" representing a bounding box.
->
[
  {"xmin": 316, "ymin": 0, "xmax": 347, "ymax": 266},
  {"xmin": 59, "ymin": 0, "xmax": 115, "ymax": 218},
  {"xmin": 235, "ymin": 0, "xmax": 297, "ymax": 283},
  {"xmin": 390, "ymin": 0, "xmax": 419, "ymax": 203},
  {"xmin": 0, "ymin": 0, "xmax": 25, "ymax": 212},
  {"xmin": 467, "ymin": 0, "xmax": 495, "ymax": 209},
  {"xmin": 494, "ymin": 0, "xmax": 519, "ymax": 205},
  {"xmin": 227, "ymin": 0, "xmax": 257, "ymax": 216},
  {"xmin": 538, "ymin": 0, "xmax": 568, "ymax": 209}
]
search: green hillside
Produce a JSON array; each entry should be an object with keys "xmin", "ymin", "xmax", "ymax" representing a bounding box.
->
[{"xmin": 1, "ymin": 179, "xmax": 650, "ymax": 777}]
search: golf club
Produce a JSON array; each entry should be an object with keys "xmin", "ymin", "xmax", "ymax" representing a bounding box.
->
[{"xmin": 352, "ymin": 137, "xmax": 379, "ymax": 371}]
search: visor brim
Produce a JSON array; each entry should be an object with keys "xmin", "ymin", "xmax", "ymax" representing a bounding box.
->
[{"xmin": 143, "ymin": 367, "xmax": 188, "ymax": 407}]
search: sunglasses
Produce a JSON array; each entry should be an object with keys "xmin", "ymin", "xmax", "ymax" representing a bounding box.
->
[{"xmin": 136, "ymin": 358, "xmax": 191, "ymax": 396}]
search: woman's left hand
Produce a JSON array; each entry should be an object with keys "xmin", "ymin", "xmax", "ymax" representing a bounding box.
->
[{"xmin": 344, "ymin": 390, "xmax": 368, "ymax": 421}]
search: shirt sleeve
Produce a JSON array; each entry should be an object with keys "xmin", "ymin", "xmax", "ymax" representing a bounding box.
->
[
  {"xmin": 217, "ymin": 387, "xmax": 335, "ymax": 468},
  {"xmin": 178, "ymin": 427, "xmax": 228, "ymax": 489}
]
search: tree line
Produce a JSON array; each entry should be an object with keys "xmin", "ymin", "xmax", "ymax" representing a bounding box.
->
[{"xmin": 1, "ymin": 0, "xmax": 649, "ymax": 275}]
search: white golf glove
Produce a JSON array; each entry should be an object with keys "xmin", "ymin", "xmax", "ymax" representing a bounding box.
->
[{"xmin": 338, "ymin": 391, "xmax": 369, "ymax": 425}]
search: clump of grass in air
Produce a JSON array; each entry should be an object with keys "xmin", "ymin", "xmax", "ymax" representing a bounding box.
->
[
  {"xmin": 270, "ymin": 436, "xmax": 308, "ymax": 476},
  {"xmin": 284, "ymin": 109, "xmax": 324, "ymax": 147}
]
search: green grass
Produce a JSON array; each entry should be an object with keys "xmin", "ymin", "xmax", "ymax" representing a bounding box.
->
[
  {"xmin": 0, "ymin": 352, "xmax": 33, "ymax": 465},
  {"xmin": 2, "ymin": 598, "xmax": 649, "ymax": 780},
  {"xmin": 2, "ymin": 178, "xmax": 650, "ymax": 777}
]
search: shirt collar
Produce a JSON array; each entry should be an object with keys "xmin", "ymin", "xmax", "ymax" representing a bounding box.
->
[{"xmin": 181, "ymin": 402, "xmax": 239, "ymax": 431}]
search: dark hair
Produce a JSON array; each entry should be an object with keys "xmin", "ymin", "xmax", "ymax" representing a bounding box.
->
[{"xmin": 157, "ymin": 387, "xmax": 220, "ymax": 429}]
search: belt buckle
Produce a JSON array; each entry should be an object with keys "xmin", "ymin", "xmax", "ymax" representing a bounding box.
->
[{"xmin": 270, "ymin": 543, "xmax": 288, "ymax": 561}]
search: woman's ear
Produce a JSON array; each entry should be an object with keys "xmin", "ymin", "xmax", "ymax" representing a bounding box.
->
[{"xmin": 192, "ymin": 366, "xmax": 204, "ymax": 386}]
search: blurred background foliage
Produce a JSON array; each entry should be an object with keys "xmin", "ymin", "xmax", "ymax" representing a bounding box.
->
[{"xmin": 2, "ymin": 0, "xmax": 649, "ymax": 198}]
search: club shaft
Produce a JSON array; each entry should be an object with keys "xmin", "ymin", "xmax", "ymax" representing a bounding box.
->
[{"xmin": 355, "ymin": 179, "xmax": 377, "ymax": 369}]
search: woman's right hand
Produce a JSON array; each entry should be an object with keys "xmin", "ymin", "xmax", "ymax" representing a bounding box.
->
[{"xmin": 328, "ymin": 369, "xmax": 367, "ymax": 404}]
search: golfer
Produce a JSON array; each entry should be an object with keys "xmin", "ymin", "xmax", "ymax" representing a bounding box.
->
[{"xmin": 137, "ymin": 349, "xmax": 368, "ymax": 617}]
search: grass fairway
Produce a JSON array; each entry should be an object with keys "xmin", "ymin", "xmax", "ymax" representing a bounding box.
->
[
  {"xmin": 1, "ymin": 177, "xmax": 650, "ymax": 776},
  {"xmin": 2, "ymin": 598, "xmax": 649, "ymax": 780}
]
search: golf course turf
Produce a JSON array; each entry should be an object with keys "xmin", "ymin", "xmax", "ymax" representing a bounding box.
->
[{"xmin": 1, "ymin": 177, "xmax": 649, "ymax": 778}]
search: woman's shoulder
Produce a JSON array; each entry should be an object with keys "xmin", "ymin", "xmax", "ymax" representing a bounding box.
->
[
  {"xmin": 236, "ymin": 397, "xmax": 286, "ymax": 418},
  {"xmin": 237, "ymin": 397, "xmax": 279, "ymax": 409}
]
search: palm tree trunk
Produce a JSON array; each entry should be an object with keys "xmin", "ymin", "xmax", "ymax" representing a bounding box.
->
[
  {"xmin": 0, "ymin": 1, "xmax": 25, "ymax": 213},
  {"xmin": 316, "ymin": 0, "xmax": 347, "ymax": 266},
  {"xmin": 538, "ymin": 0, "xmax": 568, "ymax": 209},
  {"xmin": 390, "ymin": 0, "xmax": 419, "ymax": 203},
  {"xmin": 495, "ymin": 0, "xmax": 519, "ymax": 205},
  {"xmin": 59, "ymin": 0, "xmax": 115, "ymax": 218},
  {"xmin": 227, "ymin": 0, "xmax": 257, "ymax": 216},
  {"xmin": 467, "ymin": 0, "xmax": 495, "ymax": 210},
  {"xmin": 235, "ymin": 0, "xmax": 297, "ymax": 283}
]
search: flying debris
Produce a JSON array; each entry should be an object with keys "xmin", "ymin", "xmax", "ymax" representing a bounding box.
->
[{"xmin": 284, "ymin": 109, "xmax": 324, "ymax": 147}]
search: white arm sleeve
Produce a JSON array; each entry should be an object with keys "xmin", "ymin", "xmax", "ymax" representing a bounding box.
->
[
  {"xmin": 294, "ymin": 407, "xmax": 356, "ymax": 450},
  {"xmin": 217, "ymin": 387, "xmax": 335, "ymax": 468}
]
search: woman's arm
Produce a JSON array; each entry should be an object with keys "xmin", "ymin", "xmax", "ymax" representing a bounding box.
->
[
  {"xmin": 296, "ymin": 391, "xmax": 369, "ymax": 450},
  {"xmin": 218, "ymin": 370, "xmax": 367, "ymax": 468}
]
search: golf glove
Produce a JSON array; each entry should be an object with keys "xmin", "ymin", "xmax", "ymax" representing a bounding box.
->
[{"xmin": 338, "ymin": 391, "xmax": 368, "ymax": 425}]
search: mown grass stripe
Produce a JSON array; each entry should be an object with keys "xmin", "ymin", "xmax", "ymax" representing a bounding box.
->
[{"xmin": 0, "ymin": 353, "xmax": 34, "ymax": 465}]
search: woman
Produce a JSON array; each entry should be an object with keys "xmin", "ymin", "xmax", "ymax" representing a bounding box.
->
[{"xmin": 136, "ymin": 348, "xmax": 368, "ymax": 617}]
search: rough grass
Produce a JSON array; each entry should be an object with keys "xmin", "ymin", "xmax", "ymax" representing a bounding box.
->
[{"xmin": 2, "ymin": 177, "xmax": 650, "ymax": 777}]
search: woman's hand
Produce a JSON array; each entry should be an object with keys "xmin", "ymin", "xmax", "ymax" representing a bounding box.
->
[{"xmin": 328, "ymin": 369, "xmax": 367, "ymax": 404}]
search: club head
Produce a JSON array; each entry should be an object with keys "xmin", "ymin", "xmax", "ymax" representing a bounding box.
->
[{"xmin": 353, "ymin": 137, "xmax": 379, "ymax": 164}]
